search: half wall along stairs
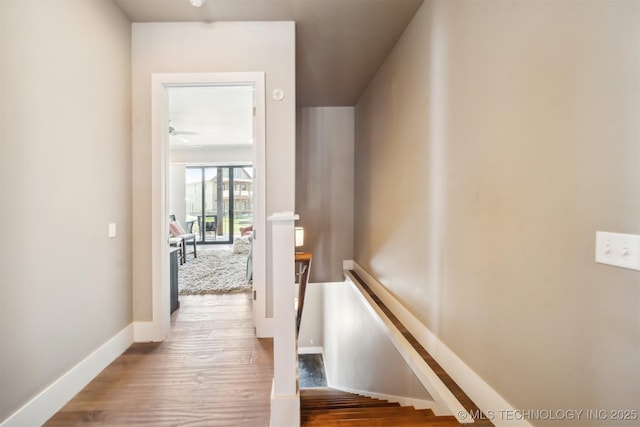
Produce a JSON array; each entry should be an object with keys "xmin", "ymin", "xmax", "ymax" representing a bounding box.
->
[
  {"xmin": 301, "ymin": 388, "xmax": 461, "ymax": 426},
  {"xmin": 296, "ymin": 270, "xmax": 497, "ymax": 427}
]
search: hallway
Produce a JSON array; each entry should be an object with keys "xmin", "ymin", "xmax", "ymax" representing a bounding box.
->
[{"xmin": 45, "ymin": 293, "xmax": 273, "ymax": 426}]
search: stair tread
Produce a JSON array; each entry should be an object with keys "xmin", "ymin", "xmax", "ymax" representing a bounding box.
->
[
  {"xmin": 303, "ymin": 402, "xmax": 401, "ymax": 409},
  {"xmin": 304, "ymin": 417, "xmax": 461, "ymax": 427},
  {"xmin": 301, "ymin": 388, "xmax": 461, "ymax": 427}
]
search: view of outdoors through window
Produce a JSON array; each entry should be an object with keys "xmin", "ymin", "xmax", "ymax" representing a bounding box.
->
[{"xmin": 185, "ymin": 165, "xmax": 253, "ymax": 243}]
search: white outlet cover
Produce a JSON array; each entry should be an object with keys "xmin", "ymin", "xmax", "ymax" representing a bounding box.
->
[{"xmin": 595, "ymin": 231, "xmax": 640, "ymax": 271}]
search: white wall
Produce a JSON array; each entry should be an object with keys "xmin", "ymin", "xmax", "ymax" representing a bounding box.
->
[
  {"xmin": 169, "ymin": 144, "xmax": 252, "ymax": 165},
  {"xmin": 132, "ymin": 22, "xmax": 295, "ymax": 320},
  {"xmin": 323, "ymin": 282, "xmax": 432, "ymax": 402},
  {"xmin": 297, "ymin": 282, "xmax": 324, "ymax": 349},
  {"xmin": 0, "ymin": 0, "xmax": 132, "ymax": 422},
  {"xmin": 296, "ymin": 107, "xmax": 354, "ymax": 282},
  {"xmin": 355, "ymin": 0, "xmax": 640, "ymax": 423},
  {"xmin": 168, "ymin": 165, "xmax": 186, "ymax": 225}
]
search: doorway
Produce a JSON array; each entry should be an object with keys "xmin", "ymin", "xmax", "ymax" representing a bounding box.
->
[{"xmin": 151, "ymin": 72, "xmax": 267, "ymax": 341}]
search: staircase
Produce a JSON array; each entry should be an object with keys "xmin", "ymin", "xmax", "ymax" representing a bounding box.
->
[{"xmin": 301, "ymin": 388, "xmax": 462, "ymax": 426}]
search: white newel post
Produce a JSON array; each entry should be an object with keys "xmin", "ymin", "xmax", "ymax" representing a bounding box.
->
[{"xmin": 268, "ymin": 212, "xmax": 300, "ymax": 427}]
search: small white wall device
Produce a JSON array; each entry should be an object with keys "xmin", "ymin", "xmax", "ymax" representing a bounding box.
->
[{"xmin": 595, "ymin": 231, "xmax": 640, "ymax": 271}]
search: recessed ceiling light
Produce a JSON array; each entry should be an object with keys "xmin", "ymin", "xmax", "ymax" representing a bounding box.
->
[{"xmin": 189, "ymin": 0, "xmax": 205, "ymax": 7}]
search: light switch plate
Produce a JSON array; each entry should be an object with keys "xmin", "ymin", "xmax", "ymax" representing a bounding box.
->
[
  {"xmin": 108, "ymin": 223, "xmax": 117, "ymax": 238},
  {"xmin": 595, "ymin": 231, "xmax": 640, "ymax": 271}
]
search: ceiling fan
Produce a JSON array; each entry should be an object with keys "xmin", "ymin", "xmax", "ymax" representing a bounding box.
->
[{"xmin": 168, "ymin": 121, "xmax": 199, "ymax": 137}]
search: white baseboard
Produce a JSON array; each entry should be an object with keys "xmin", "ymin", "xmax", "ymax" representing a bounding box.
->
[
  {"xmin": 270, "ymin": 380, "xmax": 300, "ymax": 427},
  {"xmin": 298, "ymin": 346, "xmax": 324, "ymax": 355},
  {"xmin": 349, "ymin": 261, "xmax": 532, "ymax": 427},
  {"xmin": 1, "ymin": 324, "xmax": 133, "ymax": 427},
  {"xmin": 256, "ymin": 317, "xmax": 274, "ymax": 338},
  {"xmin": 133, "ymin": 320, "xmax": 163, "ymax": 342},
  {"xmin": 330, "ymin": 384, "xmax": 436, "ymax": 411}
]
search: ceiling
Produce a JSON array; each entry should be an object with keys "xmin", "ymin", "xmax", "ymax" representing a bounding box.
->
[
  {"xmin": 114, "ymin": 0, "xmax": 424, "ymax": 107},
  {"xmin": 168, "ymin": 85, "xmax": 255, "ymax": 148}
]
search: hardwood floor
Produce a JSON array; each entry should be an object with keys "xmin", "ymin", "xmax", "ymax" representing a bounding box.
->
[{"xmin": 45, "ymin": 293, "xmax": 273, "ymax": 427}]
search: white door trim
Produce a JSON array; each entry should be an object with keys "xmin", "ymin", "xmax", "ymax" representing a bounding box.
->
[{"xmin": 150, "ymin": 72, "xmax": 267, "ymax": 341}]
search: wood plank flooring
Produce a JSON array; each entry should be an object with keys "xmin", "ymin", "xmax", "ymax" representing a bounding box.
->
[{"xmin": 45, "ymin": 293, "xmax": 273, "ymax": 427}]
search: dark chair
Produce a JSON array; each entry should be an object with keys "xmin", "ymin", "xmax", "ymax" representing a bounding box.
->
[{"xmin": 198, "ymin": 214, "xmax": 218, "ymax": 239}]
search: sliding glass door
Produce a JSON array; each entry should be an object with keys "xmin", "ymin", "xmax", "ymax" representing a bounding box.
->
[{"xmin": 185, "ymin": 165, "xmax": 253, "ymax": 244}]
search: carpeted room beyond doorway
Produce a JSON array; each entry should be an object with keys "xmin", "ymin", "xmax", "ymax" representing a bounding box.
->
[{"xmin": 179, "ymin": 245, "xmax": 251, "ymax": 295}]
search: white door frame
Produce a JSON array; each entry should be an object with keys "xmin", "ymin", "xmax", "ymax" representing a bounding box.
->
[{"xmin": 150, "ymin": 72, "xmax": 268, "ymax": 340}]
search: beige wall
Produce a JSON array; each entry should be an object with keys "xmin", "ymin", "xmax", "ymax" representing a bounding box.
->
[
  {"xmin": 355, "ymin": 0, "xmax": 639, "ymax": 422},
  {"xmin": 0, "ymin": 0, "xmax": 132, "ymax": 421},
  {"xmin": 132, "ymin": 22, "xmax": 295, "ymax": 320},
  {"xmin": 296, "ymin": 107, "xmax": 354, "ymax": 282}
]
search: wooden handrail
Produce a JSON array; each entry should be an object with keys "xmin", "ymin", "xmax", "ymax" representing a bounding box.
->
[
  {"xmin": 344, "ymin": 270, "xmax": 491, "ymax": 425},
  {"xmin": 295, "ymin": 252, "xmax": 312, "ymax": 335}
]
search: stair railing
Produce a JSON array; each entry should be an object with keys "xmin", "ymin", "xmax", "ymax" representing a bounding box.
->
[{"xmin": 268, "ymin": 212, "xmax": 300, "ymax": 427}]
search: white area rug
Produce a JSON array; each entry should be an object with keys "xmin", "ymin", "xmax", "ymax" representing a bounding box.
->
[{"xmin": 179, "ymin": 248, "xmax": 250, "ymax": 295}]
